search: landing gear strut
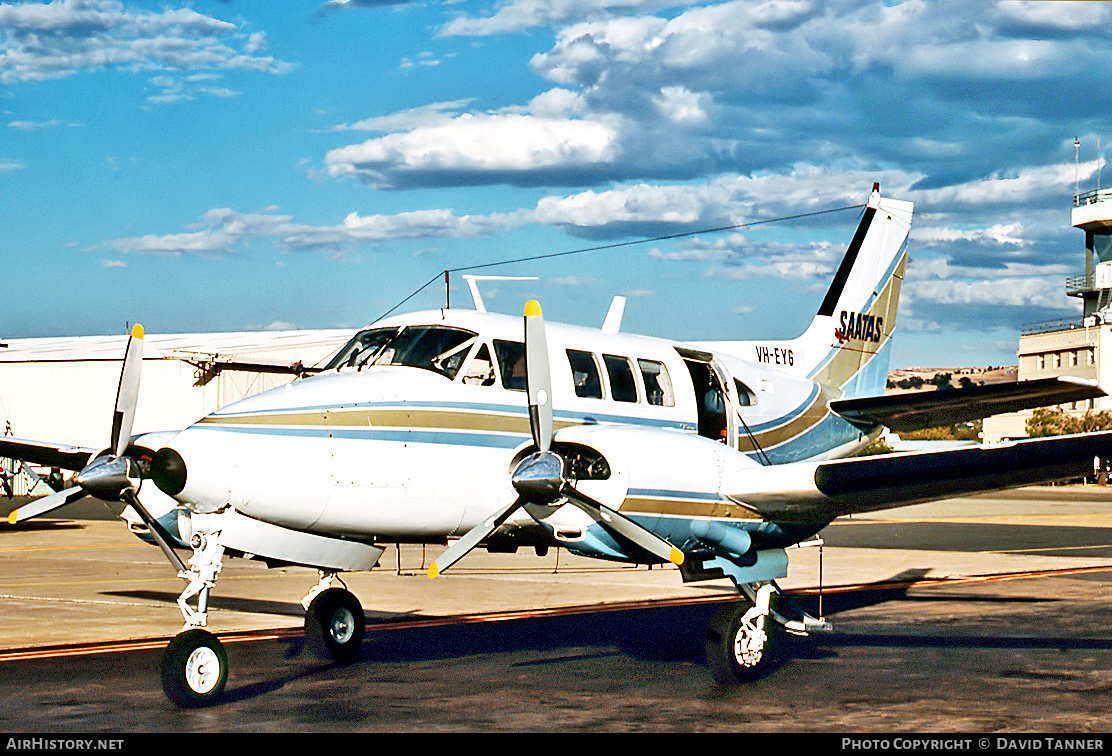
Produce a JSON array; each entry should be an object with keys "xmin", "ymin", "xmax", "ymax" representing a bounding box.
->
[
  {"xmin": 303, "ymin": 572, "xmax": 365, "ymax": 664},
  {"xmin": 705, "ymin": 583, "xmax": 779, "ymax": 683},
  {"xmin": 705, "ymin": 581, "xmax": 831, "ymax": 684},
  {"xmin": 161, "ymin": 528, "xmax": 229, "ymax": 707}
]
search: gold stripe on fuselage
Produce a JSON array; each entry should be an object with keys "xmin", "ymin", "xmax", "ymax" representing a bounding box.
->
[{"xmin": 198, "ymin": 407, "xmax": 574, "ymax": 436}]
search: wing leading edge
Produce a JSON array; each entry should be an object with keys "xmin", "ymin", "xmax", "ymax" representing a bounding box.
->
[
  {"xmin": 0, "ymin": 438, "xmax": 95, "ymax": 471},
  {"xmin": 726, "ymin": 430, "xmax": 1112, "ymax": 523},
  {"xmin": 829, "ymin": 376, "xmax": 1105, "ymax": 432}
]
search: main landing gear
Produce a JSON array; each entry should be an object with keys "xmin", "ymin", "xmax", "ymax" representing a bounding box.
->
[
  {"xmin": 704, "ymin": 582, "xmax": 830, "ymax": 684},
  {"xmin": 302, "ymin": 572, "xmax": 365, "ymax": 664},
  {"xmin": 159, "ymin": 530, "xmax": 367, "ymax": 708}
]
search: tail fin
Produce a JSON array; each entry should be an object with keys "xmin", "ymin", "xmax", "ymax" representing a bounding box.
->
[{"xmin": 703, "ymin": 184, "xmax": 914, "ymax": 398}]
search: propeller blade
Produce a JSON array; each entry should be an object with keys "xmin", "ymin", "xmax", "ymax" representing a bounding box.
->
[
  {"xmin": 428, "ymin": 496, "xmax": 526, "ymax": 578},
  {"xmin": 6, "ymin": 486, "xmax": 87, "ymax": 524},
  {"xmin": 120, "ymin": 488, "xmax": 188, "ymax": 573},
  {"xmin": 111, "ymin": 324, "xmax": 145, "ymax": 458},
  {"xmin": 562, "ymin": 487, "xmax": 685, "ymax": 566},
  {"xmin": 524, "ymin": 300, "xmax": 553, "ymax": 454}
]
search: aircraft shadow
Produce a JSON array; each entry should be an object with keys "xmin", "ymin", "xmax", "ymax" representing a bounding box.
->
[
  {"xmin": 215, "ymin": 580, "xmax": 1087, "ymax": 706},
  {"xmin": 107, "ymin": 590, "xmax": 308, "ymax": 619},
  {"xmin": 105, "ymin": 569, "xmax": 1083, "ymax": 706},
  {"xmin": 1, "ymin": 520, "xmax": 86, "ymax": 533},
  {"xmin": 788, "ymin": 580, "xmax": 1060, "ymax": 619}
]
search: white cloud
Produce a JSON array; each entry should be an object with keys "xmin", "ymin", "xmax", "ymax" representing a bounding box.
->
[
  {"xmin": 0, "ymin": 0, "xmax": 292, "ymax": 84},
  {"xmin": 440, "ymin": 0, "xmax": 698, "ymax": 37},
  {"xmin": 333, "ymin": 100, "xmax": 475, "ymax": 132},
  {"xmin": 909, "ymin": 277, "xmax": 1076, "ymax": 310},
  {"xmin": 912, "ymin": 223, "xmax": 1026, "ymax": 248},
  {"xmin": 325, "ymin": 112, "xmax": 621, "ymax": 188},
  {"xmin": 107, "ymin": 206, "xmax": 517, "ymax": 257},
  {"xmin": 652, "ymin": 86, "xmax": 710, "ymax": 125},
  {"xmin": 8, "ymin": 119, "xmax": 59, "ymax": 130},
  {"xmin": 911, "ymin": 162, "xmax": 1093, "ymax": 208}
]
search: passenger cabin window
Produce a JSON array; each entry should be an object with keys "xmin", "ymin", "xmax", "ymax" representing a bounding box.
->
[
  {"xmin": 494, "ymin": 340, "xmax": 526, "ymax": 391},
  {"xmin": 325, "ymin": 326, "xmax": 477, "ymax": 380},
  {"xmin": 461, "ymin": 343, "xmax": 497, "ymax": 386},
  {"xmin": 638, "ymin": 359, "xmax": 674, "ymax": 406},
  {"xmin": 734, "ymin": 379, "xmax": 757, "ymax": 406},
  {"xmin": 603, "ymin": 354, "xmax": 639, "ymax": 403},
  {"xmin": 567, "ymin": 349, "xmax": 603, "ymax": 399}
]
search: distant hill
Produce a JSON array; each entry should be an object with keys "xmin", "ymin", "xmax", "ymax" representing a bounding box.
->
[{"xmin": 886, "ymin": 366, "xmax": 1017, "ymax": 395}]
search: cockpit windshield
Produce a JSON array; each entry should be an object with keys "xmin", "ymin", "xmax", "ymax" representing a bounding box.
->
[{"xmin": 326, "ymin": 326, "xmax": 478, "ymax": 380}]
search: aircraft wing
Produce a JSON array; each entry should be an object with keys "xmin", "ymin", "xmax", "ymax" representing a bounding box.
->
[
  {"xmin": 0, "ymin": 437, "xmax": 96, "ymax": 471},
  {"xmin": 829, "ymin": 377, "xmax": 1105, "ymax": 432},
  {"xmin": 725, "ymin": 430, "xmax": 1112, "ymax": 522}
]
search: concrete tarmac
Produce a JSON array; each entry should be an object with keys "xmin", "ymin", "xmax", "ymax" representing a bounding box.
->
[{"xmin": 2, "ymin": 487, "xmax": 1112, "ymax": 732}]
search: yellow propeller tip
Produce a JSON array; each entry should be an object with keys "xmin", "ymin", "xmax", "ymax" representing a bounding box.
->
[
  {"xmin": 8, "ymin": 510, "xmax": 18, "ymax": 525},
  {"xmin": 427, "ymin": 564, "xmax": 440, "ymax": 579},
  {"xmin": 670, "ymin": 548, "xmax": 684, "ymax": 566},
  {"xmin": 130, "ymin": 324, "xmax": 144, "ymax": 340},
  {"xmin": 524, "ymin": 300, "xmax": 542, "ymax": 317}
]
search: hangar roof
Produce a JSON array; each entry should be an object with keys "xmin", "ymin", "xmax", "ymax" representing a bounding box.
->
[{"xmin": 0, "ymin": 329, "xmax": 354, "ymax": 365}]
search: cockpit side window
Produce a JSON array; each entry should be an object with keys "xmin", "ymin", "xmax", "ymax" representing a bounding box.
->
[
  {"xmin": 326, "ymin": 327, "xmax": 398, "ymax": 370},
  {"xmin": 603, "ymin": 354, "xmax": 639, "ymax": 403},
  {"xmin": 461, "ymin": 343, "xmax": 497, "ymax": 386},
  {"xmin": 329, "ymin": 326, "xmax": 478, "ymax": 380},
  {"xmin": 566, "ymin": 349, "xmax": 603, "ymax": 399},
  {"xmin": 388, "ymin": 328, "xmax": 476, "ymax": 379},
  {"xmin": 494, "ymin": 340, "xmax": 526, "ymax": 391}
]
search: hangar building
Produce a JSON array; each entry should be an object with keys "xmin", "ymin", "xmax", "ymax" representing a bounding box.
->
[{"xmin": 0, "ymin": 328, "xmax": 353, "ymax": 494}]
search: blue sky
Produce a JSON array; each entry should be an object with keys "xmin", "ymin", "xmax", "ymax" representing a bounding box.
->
[{"xmin": 2, "ymin": 0, "xmax": 1109, "ymax": 368}]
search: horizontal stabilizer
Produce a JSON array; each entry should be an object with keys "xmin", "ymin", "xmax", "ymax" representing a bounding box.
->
[
  {"xmin": 0, "ymin": 438, "xmax": 95, "ymax": 471},
  {"xmin": 726, "ymin": 430, "xmax": 1112, "ymax": 522},
  {"xmin": 829, "ymin": 377, "xmax": 1106, "ymax": 432}
]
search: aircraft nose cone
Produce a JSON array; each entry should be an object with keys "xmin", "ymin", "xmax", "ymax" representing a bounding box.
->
[{"xmin": 150, "ymin": 446, "xmax": 188, "ymax": 497}]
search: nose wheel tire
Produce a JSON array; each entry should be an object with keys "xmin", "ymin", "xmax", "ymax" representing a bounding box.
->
[
  {"xmin": 160, "ymin": 629, "xmax": 228, "ymax": 708},
  {"xmin": 705, "ymin": 601, "xmax": 780, "ymax": 684},
  {"xmin": 305, "ymin": 587, "xmax": 365, "ymax": 664}
]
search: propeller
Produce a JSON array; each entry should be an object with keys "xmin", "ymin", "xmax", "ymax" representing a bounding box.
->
[
  {"xmin": 429, "ymin": 301, "xmax": 684, "ymax": 578},
  {"xmin": 5, "ymin": 325, "xmax": 188, "ymax": 571}
]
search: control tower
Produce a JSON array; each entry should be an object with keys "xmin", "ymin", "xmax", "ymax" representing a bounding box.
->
[
  {"xmin": 982, "ymin": 189, "xmax": 1112, "ymax": 442},
  {"xmin": 1069, "ymin": 189, "xmax": 1112, "ymax": 323}
]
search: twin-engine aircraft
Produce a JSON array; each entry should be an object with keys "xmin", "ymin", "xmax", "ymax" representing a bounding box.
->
[{"xmin": 5, "ymin": 184, "xmax": 1111, "ymax": 707}]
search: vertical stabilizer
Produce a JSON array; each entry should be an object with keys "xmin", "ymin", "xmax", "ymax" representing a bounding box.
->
[{"xmin": 698, "ymin": 185, "xmax": 914, "ymax": 398}]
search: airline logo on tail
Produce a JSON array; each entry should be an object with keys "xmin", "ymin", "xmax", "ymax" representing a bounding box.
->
[{"xmin": 835, "ymin": 310, "xmax": 885, "ymax": 345}]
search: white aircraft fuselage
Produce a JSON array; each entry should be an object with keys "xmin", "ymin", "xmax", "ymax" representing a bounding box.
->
[{"xmin": 156, "ymin": 307, "xmax": 863, "ymax": 566}]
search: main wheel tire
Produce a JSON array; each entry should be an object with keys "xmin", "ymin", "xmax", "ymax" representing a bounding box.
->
[
  {"xmin": 305, "ymin": 587, "xmax": 365, "ymax": 664},
  {"xmin": 705, "ymin": 601, "xmax": 780, "ymax": 684},
  {"xmin": 160, "ymin": 629, "xmax": 228, "ymax": 708}
]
